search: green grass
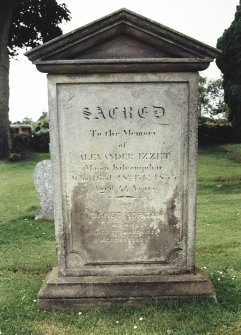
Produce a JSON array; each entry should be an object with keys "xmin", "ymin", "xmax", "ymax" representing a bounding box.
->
[{"xmin": 1, "ymin": 146, "xmax": 241, "ymax": 335}]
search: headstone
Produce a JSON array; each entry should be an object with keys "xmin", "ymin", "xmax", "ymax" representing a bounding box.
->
[
  {"xmin": 26, "ymin": 9, "xmax": 220, "ymax": 308},
  {"xmin": 34, "ymin": 160, "xmax": 54, "ymax": 220}
]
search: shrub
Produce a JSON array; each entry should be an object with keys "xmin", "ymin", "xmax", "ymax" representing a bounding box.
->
[
  {"xmin": 30, "ymin": 133, "xmax": 50, "ymax": 152},
  {"xmin": 198, "ymin": 124, "xmax": 239, "ymax": 146},
  {"xmin": 8, "ymin": 152, "xmax": 21, "ymax": 161},
  {"xmin": 10, "ymin": 132, "xmax": 50, "ymax": 160},
  {"xmin": 10, "ymin": 134, "xmax": 32, "ymax": 160}
]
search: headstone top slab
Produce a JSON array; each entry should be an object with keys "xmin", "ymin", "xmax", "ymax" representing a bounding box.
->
[{"xmin": 25, "ymin": 8, "xmax": 220, "ymax": 73}]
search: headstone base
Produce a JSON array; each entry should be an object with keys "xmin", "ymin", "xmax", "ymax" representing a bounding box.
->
[{"xmin": 37, "ymin": 267, "xmax": 216, "ymax": 309}]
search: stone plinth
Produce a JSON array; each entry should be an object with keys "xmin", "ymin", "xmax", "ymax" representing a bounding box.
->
[{"xmin": 38, "ymin": 267, "xmax": 215, "ymax": 309}]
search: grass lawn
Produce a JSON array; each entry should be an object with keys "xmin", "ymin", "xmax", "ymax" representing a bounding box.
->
[{"xmin": 1, "ymin": 145, "xmax": 241, "ymax": 335}]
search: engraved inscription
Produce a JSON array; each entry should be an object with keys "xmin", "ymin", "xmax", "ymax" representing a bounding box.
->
[
  {"xmin": 90, "ymin": 129, "xmax": 158, "ymax": 137},
  {"xmin": 82, "ymin": 105, "xmax": 165, "ymax": 120},
  {"xmin": 70, "ymin": 149, "xmax": 175, "ymax": 196},
  {"xmin": 57, "ymin": 81, "xmax": 187, "ymax": 264},
  {"xmin": 93, "ymin": 209, "xmax": 166, "ymax": 245}
]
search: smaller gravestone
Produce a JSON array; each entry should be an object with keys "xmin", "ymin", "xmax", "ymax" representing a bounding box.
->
[{"xmin": 34, "ymin": 160, "xmax": 54, "ymax": 220}]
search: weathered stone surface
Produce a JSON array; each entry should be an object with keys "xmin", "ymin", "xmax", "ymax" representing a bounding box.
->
[
  {"xmin": 34, "ymin": 160, "xmax": 54, "ymax": 220},
  {"xmin": 49, "ymin": 72, "xmax": 198, "ymax": 277}
]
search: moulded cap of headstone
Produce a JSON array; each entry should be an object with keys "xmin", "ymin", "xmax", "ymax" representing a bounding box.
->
[{"xmin": 25, "ymin": 8, "xmax": 221, "ymax": 74}]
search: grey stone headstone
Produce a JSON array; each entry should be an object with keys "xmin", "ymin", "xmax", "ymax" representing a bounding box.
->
[
  {"xmin": 34, "ymin": 160, "xmax": 54, "ymax": 220},
  {"xmin": 26, "ymin": 9, "xmax": 220, "ymax": 308}
]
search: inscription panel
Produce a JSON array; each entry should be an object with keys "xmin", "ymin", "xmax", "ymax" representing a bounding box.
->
[{"xmin": 57, "ymin": 82, "xmax": 188, "ymax": 266}]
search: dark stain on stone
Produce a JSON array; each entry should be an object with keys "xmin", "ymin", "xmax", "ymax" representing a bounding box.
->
[
  {"xmin": 146, "ymin": 186, "xmax": 182, "ymax": 263},
  {"xmin": 165, "ymin": 185, "xmax": 180, "ymax": 232},
  {"xmin": 70, "ymin": 184, "xmax": 117, "ymax": 264},
  {"xmin": 70, "ymin": 184, "xmax": 183, "ymax": 265},
  {"xmin": 70, "ymin": 185, "xmax": 92, "ymax": 260}
]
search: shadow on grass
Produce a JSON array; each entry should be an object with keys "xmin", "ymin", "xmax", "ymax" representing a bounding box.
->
[
  {"xmin": 1, "ymin": 216, "xmax": 54, "ymax": 239},
  {"xmin": 199, "ymin": 144, "xmax": 241, "ymax": 164},
  {"xmin": 198, "ymin": 242, "xmax": 241, "ymax": 254}
]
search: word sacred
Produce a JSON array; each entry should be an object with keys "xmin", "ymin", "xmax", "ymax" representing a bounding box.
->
[{"xmin": 82, "ymin": 105, "xmax": 165, "ymax": 120}]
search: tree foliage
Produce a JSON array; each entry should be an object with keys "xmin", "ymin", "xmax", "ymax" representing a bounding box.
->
[
  {"xmin": 14, "ymin": 117, "xmax": 33, "ymax": 125},
  {"xmin": 0, "ymin": 0, "xmax": 70, "ymax": 160},
  {"xmin": 9, "ymin": 0, "xmax": 71, "ymax": 55},
  {"xmin": 216, "ymin": 3, "xmax": 241, "ymax": 138},
  {"xmin": 32, "ymin": 112, "xmax": 49, "ymax": 134},
  {"xmin": 198, "ymin": 76, "xmax": 229, "ymax": 119}
]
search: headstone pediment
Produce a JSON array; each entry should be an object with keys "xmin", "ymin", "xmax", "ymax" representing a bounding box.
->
[
  {"xmin": 70, "ymin": 34, "xmax": 173, "ymax": 60},
  {"xmin": 25, "ymin": 8, "xmax": 220, "ymax": 73}
]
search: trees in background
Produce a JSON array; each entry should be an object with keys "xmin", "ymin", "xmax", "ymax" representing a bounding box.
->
[
  {"xmin": 32, "ymin": 112, "xmax": 49, "ymax": 134},
  {"xmin": 10, "ymin": 112, "xmax": 50, "ymax": 160},
  {"xmin": 0, "ymin": 0, "xmax": 70, "ymax": 160},
  {"xmin": 216, "ymin": 3, "xmax": 241, "ymax": 140},
  {"xmin": 14, "ymin": 117, "xmax": 33, "ymax": 125},
  {"xmin": 198, "ymin": 76, "xmax": 235, "ymax": 146},
  {"xmin": 198, "ymin": 76, "xmax": 229, "ymax": 123}
]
